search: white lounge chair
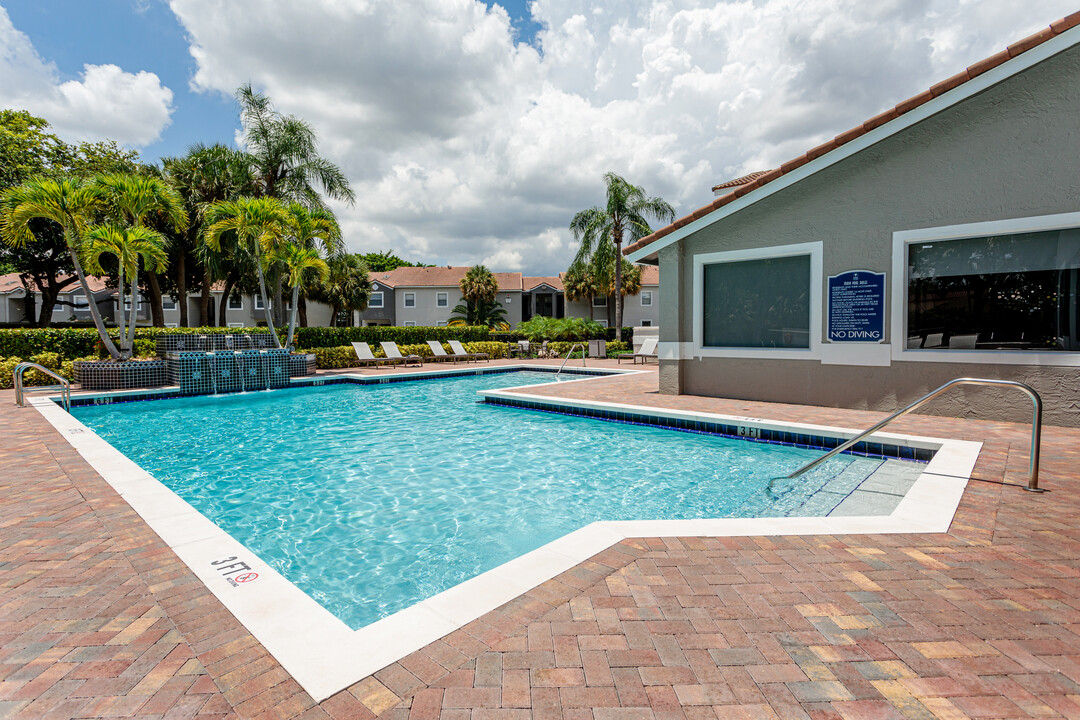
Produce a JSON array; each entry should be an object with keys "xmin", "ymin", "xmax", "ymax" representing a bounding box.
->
[
  {"xmin": 380, "ymin": 341, "xmax": 423, "ymax": 367},
  {"xmin": 427, "ymin": 340, "xmax": 464, "ymax": 363},
  {"xmin": 448, "ymin": 340, "xmax": 488, "ymax": 363},
  {"xmin": 351, "ymin": 342, "xmax": 382, "ymax": 366},
  {"xmin": 619, "ymin": 336, "xmax": 658, "ymax": 364}
]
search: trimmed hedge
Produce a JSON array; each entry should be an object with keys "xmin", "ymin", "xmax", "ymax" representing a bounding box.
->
[
  {"xmin": 293, "ymin": 325, "xmax": 490, "ymax": 349},
  {"xmin": 546, "ymin": 340, "xmax": 629, "ymax": 358},
  {"xmin": 0, "ymin": 326, "xmax": 273, "ymax": 361},
  {"xmin": 311, "ymin": 341, "xmax": 508, "ymax": 369}
]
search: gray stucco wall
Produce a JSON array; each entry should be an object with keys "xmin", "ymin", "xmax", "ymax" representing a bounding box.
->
[{"xmin": 662, "ymin": 41, "xmax": 1080, "ymax": 426}]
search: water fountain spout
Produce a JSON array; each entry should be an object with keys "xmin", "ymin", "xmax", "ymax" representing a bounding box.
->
[
  {"xmin": 235, "ymin": 351, "xmax": 245, "ymax": 392},
  {"xmin": 261, "ymin": 349, "xmax": 271, "ymax": 391},
  {"xmin": 206, "ymin": 352, "xmax": 218, "ymax": 395}
]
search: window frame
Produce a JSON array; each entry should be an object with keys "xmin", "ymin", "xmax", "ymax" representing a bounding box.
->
[
  {"xmin": 892, "ymin": 211, "xmax": 1080, "ymax": 367},
  {"xmin": 161, "ymin": 295, "xmax": 177, "ymax": 311},
  {"xmin": 404, "ymin": 292, "xmax": 416, "ymax": 308},
  {"xmin": 404, "ymin": 320, "xmax": 416, "ymax": 327},
  {"xmin": 72, "ymin": 292, "xmax": 89, "ymax": 309},
  {"xmin": 253, "ymin": 294, "xmax": 265, "ymax": 310},
  {"xmin": 640, "ymin": 319, "xmax": 653, "ymax": 327},
  {"xmin": 640, "ymin": 291, "xmax": 653, "ymax": 307},
  {"xmin": 592, "ymin": 295, "xmax": 607, "ymax": 308},
  {"xmin": 436, "ymin": 291, "xmax": 448, "ymax": 308},
  {"xmin": 228, "ymin": 294, "xmax": 244, "ymax": 310},
  {"xmin": 693, "ymin": 241, "xmax": 823, "ymax": 359},
  {"xmin": 369, "ymin": 291, "xmax": 384, "ymax": 308}
]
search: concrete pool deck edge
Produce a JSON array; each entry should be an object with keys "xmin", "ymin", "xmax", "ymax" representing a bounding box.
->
[{"xmin": 29, "ymin": 373, "xmax": 981, "ymax": 702}]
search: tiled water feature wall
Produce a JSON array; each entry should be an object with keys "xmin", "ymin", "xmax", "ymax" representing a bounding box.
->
[
  {"xmin": 72, "ymin": 333, "xmax": 314, "ymax": 394},
  {"xmin": 157, "ymin": 334, "xmax": 314, "ymax": 395}
]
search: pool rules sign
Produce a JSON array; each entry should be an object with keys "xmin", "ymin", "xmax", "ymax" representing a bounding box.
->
[{"xmin": 828, "ymin": 270, "xmax": 885, "ymax": 343}]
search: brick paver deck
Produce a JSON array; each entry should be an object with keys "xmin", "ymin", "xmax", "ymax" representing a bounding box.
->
[{"xmin": 3, "ymin": 361, "xmax": 1080, "ymax": 720}]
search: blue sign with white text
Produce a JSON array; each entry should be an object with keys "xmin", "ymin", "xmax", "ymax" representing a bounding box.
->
[{"xmin": 828, "ymin": 270, "xmax": 885, "ymax": 343}]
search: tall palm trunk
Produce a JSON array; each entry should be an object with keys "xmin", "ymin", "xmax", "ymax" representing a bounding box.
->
[
  {"xmin": 146, "ymin": 272, "xmax": 165, "ymax": 327},
  {"xmin": 200, "ymin": 267, "xmax": 213, "ymax": 326},
  {"xmin": 67, "ymin": 242, "xmax": 121, "ymax": 359},
  {"xmin": 254, "ymin": 244, "xmax": 281, "ymax": 348},
  {"xmin": 126, "ymin": 273, "xmax": 139, "ymax": 352},
  {"xmin": 285, "ymin": 284, "xmax": 300, "ymax": 349},
  {"xmin": 613, "ymin": 230, "xmax": 624, "ymax": 342},
  {"xmin": 116, "ymin": 263, "xmax": 127, "ymax": 355},
  {"xmin": 218, "ymin": 277, "xmax": 234, "ymax": 327},
  {"xmin": 176, "ymin": 249, "xmax": 188, "ymax": 328}
]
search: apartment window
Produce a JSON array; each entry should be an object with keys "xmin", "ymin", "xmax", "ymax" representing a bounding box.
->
[
  {"xmin": 370, "ymin": 292, "xmax": 384, "ymax": 308},
  {"xmin": 227, "ymin": 322, "xmax": 243, "ymax": 328},
  {"xmin": 906, "ymin": 227, "xmax": 1080, "ymax": 352},
  {"xmin": 593, "ymin": 296, "xmax": 607, "ymax": 307},
  {"xmin": 595, "ymin": 319, "xmax": 608, "ymax": 327},
  {"xmin": 228, "ymin": 294, "xmax": 243, "ymax": 310},
  {"xmin": 640, "ymin": 319, "xmax": 653, "ymax": 327},
  {"xmin": 640, "ymin": 291, "xmax": 653, "ymax": 306},
  {"xmin": 404, "ymin": 320, "xmax": 416, "ymax": 327},
  {"xmin": 404, "ymin": 292, "xmax": 416, "ymax": 308},
  {"xmin": 702, "ymin": 253, "xmax": 812, "ymax": 349},
  {"xmin": 161, "ymin": 295, "xmax": 177, "ymax": 310},
  {"xmin": 437, "ymin": 321, "xmax": 447, "ymax": 327},
  {"xmin": 254, "ymin": 294, "xmax": 265, "ymax": 310},
  {"xmin": 164, "ymin": 322, "xmax": 178, "ymax": 328},
  {"xmin": 72, "ymin": 293, "xmax": 89, "ymax": 309},
  {"xmin": 436, "ymin": 291, "xmax": 448, "ymax": 307}
]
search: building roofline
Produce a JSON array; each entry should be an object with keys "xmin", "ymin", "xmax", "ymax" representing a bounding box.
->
[{"xmin": 626, "ymin": 14, "xmax": 1080, "ymax": 263}]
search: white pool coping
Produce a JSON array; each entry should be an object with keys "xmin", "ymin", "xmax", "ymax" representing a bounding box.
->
[{"xmin": 30, "ymin": 369, "xmax": 981, "ymax": 702}]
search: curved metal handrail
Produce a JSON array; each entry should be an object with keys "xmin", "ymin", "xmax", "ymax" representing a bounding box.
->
[
  {"xmin": 14, "ymin": 362, "xmax": 71, "ymax": 412},
  {"xmin": 781, "ymin": 378, "xmax": 1043, "ymax": 492},
  {"xmin": 555, "ymin": 343, "xmax": 587, "ymax": 379}
]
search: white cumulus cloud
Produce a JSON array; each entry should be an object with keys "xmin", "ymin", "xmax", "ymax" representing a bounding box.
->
[
  {"xmin": 168, "ymin": 0, "xmax": 1075, "ymax": 274},
  {"xmin": 0, "ymin": 5, "xmax": 173, "ymax": 147}
]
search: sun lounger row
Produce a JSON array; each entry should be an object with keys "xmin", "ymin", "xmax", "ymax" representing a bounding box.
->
[{"xmin": 350, "ymin": 341, "xmax": 489, "ymax": 368}]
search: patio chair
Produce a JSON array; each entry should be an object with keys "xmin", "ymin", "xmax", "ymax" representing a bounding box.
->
[
  {"xmin": 619, "ymin": 336, "xmax": 658, "ymax": 364},
  {"xmin": 351, "ymin": 342, "xmax": 382, "ymax": 367},
  {"xmin": 427, "ymin": 340, "xmax": 465, "ymax": 363},
  {"xmin": 380, "ymin": 342, "xmax": 423, "ymax": 367},
  {"xmin": 448, "ymin": 340, "xmax": 488, "ymax": 363}
]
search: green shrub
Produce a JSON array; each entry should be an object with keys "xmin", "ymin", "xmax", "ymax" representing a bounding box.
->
[
  {"xmin": 0, "ymin": 327, "xmax": 274, "ymax": 362},
  {"xmin": 29, "ymin": 352, "xmax": 61, "ymax": 370},
  {"xmin": 293, "ymin": 325, "xmax": 490, "ymax": 349},
  {"xmin": 518, "ymin": 316, "xmax": 604, "ymax": 341},
  {"xmin": 0, "ymin": 357, "xmax": 20, "ymax": 389},
  {"xmin": 311, "ymin": 339, "xmax": 509, "ymax": 369},
  {"xmin": 133, "ymin": 339, "xmax": 157, "ymax": 358}
]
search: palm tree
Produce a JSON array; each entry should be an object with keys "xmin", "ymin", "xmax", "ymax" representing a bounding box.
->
[
  {"xmin": 236, "ymin": 84, "xmax": 354, "ymax": 325},
  {"xmin": 308, "ymin": 254, "xmax": 372, "ymax": 327},
  {"xmin": 204, "ymin": 197, "xmax": 289, "ymax": 346},
  {"xmin": 278, "ymin": 204, "xmax": 340, "ymax": 346},
  {"xmin": 92, "ymin": 173, "xmax": 189, "ymax": 326},
  {"xmin": 83, "ymin": 225, "xmax": 167, "ymax": 357},
  {"xmin": 460, "ymin": 264, "xmax": 499, "ymax": 305},
  {"xmin": 570, "ymin": 172, "xmax": 674, "ymax": 339},
  {"xmin": 563, "ymin": 263, "xmax": 601, "ymax": 320},
  {"xmin": 275, "ymin": 243, "xmax": 329, "ymax": 349},
  {"xmin": 0, "ymin": 177, "xmax": 122, "ymax": 359},
  {"xmin": 162, "ymin": 143, "xmax": 256, "ymax": 326},
  {"xmin": 449, "ymin": 298, "xmax": 508, "ymax": 329}
]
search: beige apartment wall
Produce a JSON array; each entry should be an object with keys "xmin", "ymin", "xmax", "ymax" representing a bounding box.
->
[
  {"xmin": 659, "ymin": 41, "xmax": 1080, "ymax": 426},
  {"xmin": 396, "ymin": 288, "xmax": 523, "ymax": 327}
]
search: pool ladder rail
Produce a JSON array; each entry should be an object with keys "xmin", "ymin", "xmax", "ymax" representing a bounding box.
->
[
  {"xmin": 778, "ymin": 377, "xmax": 1043, "ymax": 493},
  {"xmin": 555, "ymin": 343, "xmax": 586, "ymax": 380},
  {"xmin": 13, "ymin": 361, "xmax": 71, "ymax": 412}
]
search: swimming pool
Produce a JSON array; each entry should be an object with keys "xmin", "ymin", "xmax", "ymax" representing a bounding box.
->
[{"xmin": 71, "ymin": 369, "xmax": 919, "ymax": 631}]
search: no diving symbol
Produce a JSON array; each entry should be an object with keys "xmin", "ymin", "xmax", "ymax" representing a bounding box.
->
[
  {"xmin": 235, "ymin": 572, "xmax": 259, "ymax": 584},
  {"xmin": 211, "ymin": 556, "xmax": 259, "ymax": 587}
]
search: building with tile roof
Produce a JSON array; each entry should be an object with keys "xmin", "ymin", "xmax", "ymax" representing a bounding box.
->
[{"xmin": 625, "ymin": 13, "xmax": 1080, "ymax": 427}]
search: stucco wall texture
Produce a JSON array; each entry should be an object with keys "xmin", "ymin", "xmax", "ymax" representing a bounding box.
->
[{"xmin": 661, "ymin": 42, "xmax": 1080, "ymax": 426}]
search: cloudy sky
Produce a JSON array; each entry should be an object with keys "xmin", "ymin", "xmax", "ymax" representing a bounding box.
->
[{"xmin": 0, "ymin": 0, "xmax": 1074, "ymax": 274}]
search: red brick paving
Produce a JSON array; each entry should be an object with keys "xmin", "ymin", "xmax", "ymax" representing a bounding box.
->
[{"xmin": 3, "ymin": 362, "xmax": 1080, "ymax": 719}]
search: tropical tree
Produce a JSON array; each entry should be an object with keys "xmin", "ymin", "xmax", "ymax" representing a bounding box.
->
[
  {"xmin": 460, "ymin": 264, "xmax": 499, "ymax": 305},
  {"xmin": 448, "ymin": 298, "xmax": 508, "ymax": 329},
  {"xmin": 360, "ymin": 249, "xmax": 431, "ymax": 273},
  {"xmin": 82, "ymin": 225, "xmax": 167, "ymax": 357},
  {"xmin": 92, "ymin": 173, "xmax": 188, "ymax": 326},
  {"xmin": 162, "ymin": 143, "xmax": 256, "ymax": 326},
  {"xmin": 563, "ymin": 263, "xmax": 602, "ymax": 320},
  {"xmin": 275, "ymin": 243, "xmax": 329, "ymax": 348},
  {"xmin": 309, "ymin": 254, "xmax": 372, "ymax": 327},
  {"xmin": 204, "ymin": 197, "xmax": 289, "ymax": 346},
  {"xmin": 0, "ymin": 177, "xmax": 123, "ymax": 358},
  {"xmin": 570, "ymin": 172, "xmax": 674, "ymax": 339}
]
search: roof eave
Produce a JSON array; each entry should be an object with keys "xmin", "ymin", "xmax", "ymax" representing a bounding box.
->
[{"xmin": 627, "ymin": 26, "xmax": 1080, "ymax": 264}]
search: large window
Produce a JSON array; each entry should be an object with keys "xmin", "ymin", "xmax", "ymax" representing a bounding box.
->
[
  {"xmin": 370, "ymin": 292, "xmax": 383, "ymax": 308},
  {"xmin": 907, "ymin": 228, "xmax": 1080, "ymax": 352},
  {"xmin": 702, "ymin": 255, "xmax": 811, "ymax": 348},
  {"xmin": 640, "ymin": 291, "xmax": 653, "ymax": 306},
  {"xmin": 228, "ymin": 294, "xmax": 243, "ymax": 310},
  {"xmin": 404, "ymin": 292, "xmax": 416, "ymax": 308},
  {"xmin": 436, "ymin": 291, "xmax": 448, "ymax": 307}
]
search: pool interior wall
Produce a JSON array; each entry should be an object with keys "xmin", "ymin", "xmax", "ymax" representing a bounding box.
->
[{"xmin": 70, "ymin": 368, "xmax": 931, "ymax": 633}]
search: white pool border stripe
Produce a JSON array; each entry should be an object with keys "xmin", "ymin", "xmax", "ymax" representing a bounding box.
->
[{"xmin": 31, "ymin": 372, "xmax": 980, "ymax": 702}]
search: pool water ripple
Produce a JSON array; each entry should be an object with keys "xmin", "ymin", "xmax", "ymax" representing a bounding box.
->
[{"xmin": 75, "ymin": 371, "xmax": 897, "ymax": 629}]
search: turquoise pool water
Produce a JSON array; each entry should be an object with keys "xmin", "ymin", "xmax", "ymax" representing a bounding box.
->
[{"xmin": 74, "ymin": 370, "xmax": 891, "ymax": 630}]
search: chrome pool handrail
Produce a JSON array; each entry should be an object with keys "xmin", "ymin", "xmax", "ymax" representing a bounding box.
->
[
  {"xmin": 13, "ymin": 361, "xmax": 71, "ymax": 412},
  {"xmin": 555, "ymin": 343, "xmax": 587, "ymax": 379},
  {"xmin": 782, "ymin": 377, "xmax": 1043, "ymax": 492}
]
